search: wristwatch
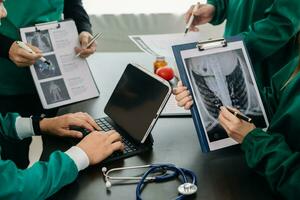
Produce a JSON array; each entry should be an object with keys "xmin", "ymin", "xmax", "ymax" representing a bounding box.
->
[{"xmin": 31, "ymin": 114, "xmax": 45, "ymax": 135}]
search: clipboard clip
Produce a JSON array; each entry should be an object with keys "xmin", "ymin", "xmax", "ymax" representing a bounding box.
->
[
  {"xmin": 35, "ymin": 21, "xmax": 61, "ymax": 32},
  {"xmin": 196, "ymin": 38, "xmax": 227, "ymax": 51}
]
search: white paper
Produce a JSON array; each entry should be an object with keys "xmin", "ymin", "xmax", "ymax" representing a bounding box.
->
[
  {"xmin": 20, "ymin": 20, "xmax": 99, "ymax": 109},
  {"xmin": 161, "ymin": 94, "xmax": 191, "ymax": 116},
  {"xmin": 129, "ymin": 32, "xmax": 203, "ymax": 57}
]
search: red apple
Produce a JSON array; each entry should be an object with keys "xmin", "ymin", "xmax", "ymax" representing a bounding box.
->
[{"xmin": 156, "ymin": 67, "xmax": 174, "ymax": 81}]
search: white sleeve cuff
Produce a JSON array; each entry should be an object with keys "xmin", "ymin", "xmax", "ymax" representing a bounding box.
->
[
  {"xmin": 15, "ymin": 117, "xmax": 35, "ymax": 140},
  {"xmin": 65, "ymin": 146, "xmax": 90, "ymax": 171}
]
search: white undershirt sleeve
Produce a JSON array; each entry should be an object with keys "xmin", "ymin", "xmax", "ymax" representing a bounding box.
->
[
  {"xmin": 15, "ymin": 117, "xmax": 35, "ymax": 140},
  {"xmin": 65, "ymin": 146, "xmax": 90, "ymax": 171}
]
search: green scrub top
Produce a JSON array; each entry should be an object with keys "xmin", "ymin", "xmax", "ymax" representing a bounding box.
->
[
  {"xmin": 241, "ymin": 56, "xmax": 300, "ymax": 200},
  {"xmin": 0, "ymin": 113, "xmax": 78, "ymax": 199},
  {"xmin": 207, "ymin": 0, "xmax": 300, "ymax": 88},
  {"xmin": 0, "ymin": 0, "xmax": 64, "ymax": 95}
]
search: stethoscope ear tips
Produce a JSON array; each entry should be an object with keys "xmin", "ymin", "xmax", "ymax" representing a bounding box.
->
[{"xmin": 105, "ymin": 181, "xmax": 112, "ymax": 188}]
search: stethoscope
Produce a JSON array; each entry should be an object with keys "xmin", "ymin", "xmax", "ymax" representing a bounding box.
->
[{"xmin": 102, "ymin": 164, "xmax": 198, "ymax": 200}]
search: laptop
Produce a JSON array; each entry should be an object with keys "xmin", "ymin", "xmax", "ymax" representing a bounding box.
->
[{"xmin": 72, "ymin": 63, "xmax": 172, "ymax": 163}]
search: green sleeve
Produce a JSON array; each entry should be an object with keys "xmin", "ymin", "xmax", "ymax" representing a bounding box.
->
[
  {"xmin": 241, "ymin": 0, "xmax": 300, "ymax": 62},
  {"xmin": 259, "ymin": 86, "xmax": 277, "ymax": 119},
  {"xmin": 0, "ymin": 151, "xmax": 78, "ymax": 199},
  {"xmin": 206, "ymin": 0, "xmax": 228, "ymax": 25},
  {"xmin": 241, "ymin": 129, "xmax": 300, "ymax": 200},
  {"xmin": 0, "ymin": 112, "xmax": 20, "ymax": 140}
]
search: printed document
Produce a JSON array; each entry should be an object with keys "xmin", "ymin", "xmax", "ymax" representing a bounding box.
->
[{"xmin": 20, "ymin": 20, "xmax": 99, "ymax": 109}]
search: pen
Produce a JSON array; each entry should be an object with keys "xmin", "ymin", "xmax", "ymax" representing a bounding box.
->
[
  {"xmin": 76, "ymin": 32, "xmax": 102, "ymax": 57},
  {"xmin": 16, "ymin": 41, "xmax": 50, "ymax": 65},
  {"xmin": 184, "ymin": 3, "xmax": 200, "ymax": 36},
  {"xmin": 225, "ymin": 106, "xmax": 253, "ymax": 123}
]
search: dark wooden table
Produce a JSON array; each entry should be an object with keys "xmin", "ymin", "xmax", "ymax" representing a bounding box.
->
[{"xmin": 41, "ymin": 53, "xmax": 275, "ymax": 200}]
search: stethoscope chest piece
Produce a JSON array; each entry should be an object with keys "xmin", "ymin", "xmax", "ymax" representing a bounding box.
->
[{"xmin": 178, "ymin": 183, "xmax": 198, "ymax": 195}]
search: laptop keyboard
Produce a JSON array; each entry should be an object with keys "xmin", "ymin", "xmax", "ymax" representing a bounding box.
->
[{"xmin": 94, "ymin": 118, "xmax": 137, "ymax": 155}]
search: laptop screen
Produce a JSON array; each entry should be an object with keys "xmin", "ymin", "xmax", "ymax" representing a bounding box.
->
[{"xmin": 104, "ymin": 64, "xmax": 170, "ymax": 143}]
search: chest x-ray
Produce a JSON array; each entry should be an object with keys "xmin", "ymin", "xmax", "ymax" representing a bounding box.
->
[
  {"xmin": 185, "ymin": 49, "xmax": 267, "ymax": 143},
  {"xmin": 25, "ymin": 30, "xmax": 54, "ymax": 53}
]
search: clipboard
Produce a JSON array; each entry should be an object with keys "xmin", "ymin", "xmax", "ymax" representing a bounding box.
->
[
  {"xmin": 20, "ymin": 20, "xmax": 99, "ymax": 109},
  {"xmin": 172, "ymin": 37, "xmax": 269, "ymax": 152}
]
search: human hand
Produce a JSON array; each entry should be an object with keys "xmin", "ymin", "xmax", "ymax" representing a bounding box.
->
[
  {"xmin": 75, "ymin": 31, "xmax": 97, "ymax": 58},
  {"xmin": 218, "ymin": 106, "xmax": 256, "ymax": 143},
  {"xmin": 173, "ymin": 81, "xmax": 194, "ymax": 110},
  {"xmin": 40, "ymin": 112, "xmax": 101, "ymax": 138},
  {"xmin": 77, "ymin": 130, "xmax": 124, "ymax": 165},
  {"xmin": 184, "ymin": 3, "xmax": 216, "ymax": 32},
  {"xmin": 0, "ymin": 2, "xmax": 7, "ymax": 19},
  {"xmin": 9, "ymin": 42, "xmax": 42, "ymax": 67}
]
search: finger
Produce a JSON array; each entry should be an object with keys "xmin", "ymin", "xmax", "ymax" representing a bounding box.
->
[
  {"xmin": 14, "ymin": 61, "xmax": 33, "ymax": 67},
  {"xmin": 59, "ymin": 129, "xmax": 83, "ymax": 138},
  {"xmin": 18, "ymin": 48, "xmax": 42, "ymax": 60},
  {"xmin": 175, "ymin": 90, "xmax": 190, "ymax": 101},
  {"xmin": 178, "ymin": 95, "xmax": 193, "ymax": 107},
  {"xmin": 227, "ymin": 106, "xmax": 240, "ymax": 113},
  {"xmin": 13, "ymin": 56, "xmax": 36, "ymax": 66},
  {"xmin": 26, "ymin": 43, "xmax": 42, "ymax": 54},
  {"xmin": 184, "ymin": 100, "xmax": 194, "ymax": 110},
  {"xmin": 190, "ymin": 27, "xmax": 199, "ymax": 32},
  {"xmin": 220, "ymin": 106, "xmax": 240, "ymax": 123},
  {"xmin": 78, "ymin": 48, "xmax": 95, "ymax": 58},
  {"xmin": 177, "ymin": 81, "xmax": 183, "ymax": 87},
  {"xmin": 77, "ymin": 112, "xmax": 101, "ymax": 131},
  {"xmin": 69, "ymin": 117, "xmax": 94, "ymax": 132},
  {"xmin": 74, "ymin": 47, "xmax": 82, "ymax": 54},
  {"xmin": 107, "ymin": 132, "xmax": 122, "ymax": 143},
  {"xmin": 111, "ymin": 141, "xmax": 124, "ymax": 152},
  {"xmin": 173, "ymin": 86, "xmax": 187, "ymax": 95}
]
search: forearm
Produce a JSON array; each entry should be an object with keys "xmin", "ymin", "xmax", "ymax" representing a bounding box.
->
[
  {"xmin": 0, "ymin": 151, "xmax": 78, "ymax": 199},
  {"xmin": 0, "ymin": 33, "xmax": 14, "ymax": 58},
  {"xmin": 63, "ymin": 0, "xmax": 92, "ymax": 34},
  {"xmin": 242, "ymin": 129, "xmax": 300, "ymax": 199},
  {"xmin": 206, "ymin": 0, "xmax": 228, "ymax": 25}
]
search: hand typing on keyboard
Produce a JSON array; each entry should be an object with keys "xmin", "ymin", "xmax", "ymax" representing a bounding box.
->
[
  {"xmin": 77, "ymin": 130, "xmax": 125, "ymax": 165},
  {"xmin": 40, "ymin": 112, "xmax": 101, "ymax": 138}
]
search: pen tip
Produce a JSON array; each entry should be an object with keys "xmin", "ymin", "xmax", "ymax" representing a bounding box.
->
[{"xmin": 45, "ymin": 60, "xmax": 51, "ymax": 65}]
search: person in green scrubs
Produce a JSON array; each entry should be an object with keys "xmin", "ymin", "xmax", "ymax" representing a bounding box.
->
[
  {"xmin": 0, "ymin": 9, "xmax": 124, "ymax": 199},
  {"xmin": 185, "ymin": 0, "xmax": 300, "ymax": 88},
  {"xmin": 174, "ymin": 36, "xmax": 300, "ymax": 199},
  {"xmin": 0, "ymin": 0, "xmax": 97, "ymax": 169},
  {"xmin": 0, "ymin": 112, "xmax": 124, "ymax": 199}
]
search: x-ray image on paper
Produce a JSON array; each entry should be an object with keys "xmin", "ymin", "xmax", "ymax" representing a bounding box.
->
[
  {"xmin": 184, "ymin": 49, "xmax": 267, "ymax": 142},
  {"xmin": 41, "ymin": 79, "xmax": 70, "ymax": 105},
  {"xmin": 34, "ymin": 54, "xmax": 61, "ymax": 80},
  {"xmin": 25, "ymin": 30, "xmax": 53, "ymax": 53}
]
